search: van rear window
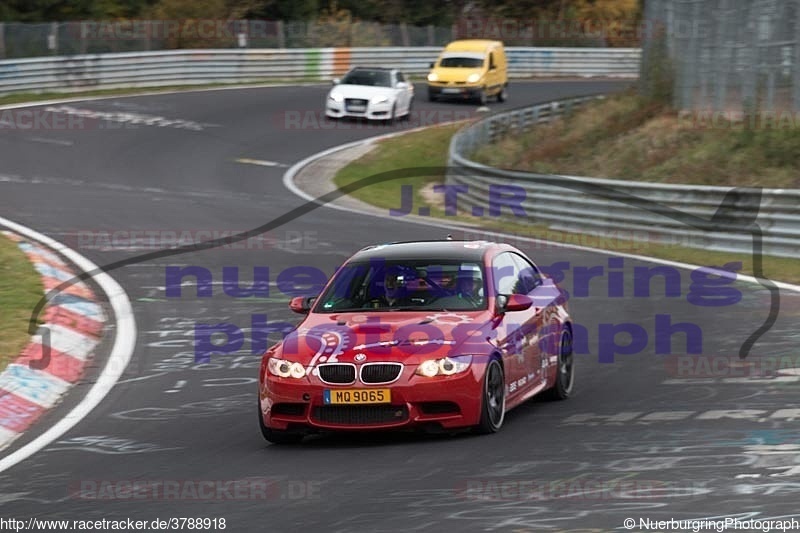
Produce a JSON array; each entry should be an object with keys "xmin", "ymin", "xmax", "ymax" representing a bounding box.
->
[{"xmin": 439, "ymin": 57, "xmax": 484, "ymax": 68}]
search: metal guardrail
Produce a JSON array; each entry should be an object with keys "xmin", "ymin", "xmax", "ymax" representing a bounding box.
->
[
  {"xmin": 447, "ymin": 97, "xmax": 800, "ymax": 259},
  {"xmin": 0, "ymin": 47, "xmax": 640, "ymax": 95}
]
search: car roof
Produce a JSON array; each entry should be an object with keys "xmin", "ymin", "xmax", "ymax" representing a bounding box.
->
[
  {"xmin": 349, "ymin": 67, "xmax": 395, "ymax": 72},
  {"xmin": 349, "ymin": 240, "xmax": 497, "ymax": 263},
  {"xmin": 444, "ymin": 39, "xmax": 503, "ymax": 52}
]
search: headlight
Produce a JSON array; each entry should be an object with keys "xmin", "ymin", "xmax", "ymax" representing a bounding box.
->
[
  {"xmin": 439, "ymin": 358, "xmax": 458, "ymax": 375},
  {"xmin": 416, "ymin": 356, "xmax": 472, "ymax": 377},
  {"xmin": 427, "ymin": 72, "xmax": 439, "ymax": 82},
  {"xmin": 328, "ymin": 92, "xmax": 343, "ymax": 103},
  {"xmin": 268, "ymin": 358, "xmax": 307, "ymax": 379},
  {"xmin": 371, "ymin": 95, "xmax": 390, "ymax": 104},
  {"xmin": 417, "ymin": 360, "xmax": 440, "ymax": 377},
  {"xmin": 467, "ymin": 73, "xmax": 481, "ymax": 83},
  {"xmin": 289, "ymin": 362, "xmax": 306, "ymax": 379}
]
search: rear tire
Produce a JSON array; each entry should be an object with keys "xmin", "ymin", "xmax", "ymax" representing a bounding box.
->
[
  {"xmin": 259, "ymin": 405, "xmax": 304, "ymax": 444},
  {"xmin": 475, "ymin": 358, "xmax": 505, "ymax": 434},
  {"xmin": 405, "ymin": 97, "xmax": 414, "ymax": 120},
  {"xmin": 543, "ymin": 328, "xmax": 574, "ymax": 400}
]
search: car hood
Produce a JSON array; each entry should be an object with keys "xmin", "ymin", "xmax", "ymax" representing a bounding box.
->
[
  {"xmin": 276, "ymin": 310, "xmax": 495, "ymax": 365},
  {"xmin": 329, "ymin": 84, "xmax": 396, "ymax": 100},
  {"xmin": 431, "ymin": 68, "xmax": 484, "ymax": 83}
]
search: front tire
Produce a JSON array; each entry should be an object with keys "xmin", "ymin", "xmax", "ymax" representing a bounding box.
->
[
  {"xmin": 385, "ymin": 103, "xmax": 396, "ymax": 126},
  {"xmin": 475, "ymin": 358, "xmax": 505, "ymax": 434},
  {"xmin": 543, "ymin": 328, "xmax": 574, "ymax": 400},
  {"xmin": 477, "ymin": 88, "xmax": 488, "ymax": 106},
  {"xmin": 405, "ymin": 97, "xmax": 414, "ymax": 120},
  {"xmin": 497, "ymin": 85, "xmax": 508, "ymax": 103},
  {"xmin": 259, "ymin": 405, "xmax": 304, "ymax": 444}
]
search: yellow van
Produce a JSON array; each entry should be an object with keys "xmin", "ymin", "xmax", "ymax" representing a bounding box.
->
[{"xmin": 427, "ymin": 40, "xmax": 508, "ymax": 104}]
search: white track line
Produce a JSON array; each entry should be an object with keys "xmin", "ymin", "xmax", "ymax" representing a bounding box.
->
[
  {"xmin": 0, "ymin": 215, "xmax": 136, "ymax": 474},
  {"xmin": 282, "ymin": 130, "xmax": 800, "ymax": 294}
]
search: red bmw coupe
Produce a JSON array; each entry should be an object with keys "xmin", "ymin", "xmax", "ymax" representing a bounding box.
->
[{"xmin": 258, "ymin": 240, "xmax": 574, "ymax": 443}]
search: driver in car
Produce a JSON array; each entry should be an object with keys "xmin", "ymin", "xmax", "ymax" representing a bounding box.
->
[
  {"xmin": 454, "ymin": 269, "xmax": 483, "ymax": 307},
  {"xmin": 384, "ymin": 270, "xmax": 410, "ymax": 307},
  {"xmin": 371, "ymin": 268, "xmax": 412, "ymax": 308}
]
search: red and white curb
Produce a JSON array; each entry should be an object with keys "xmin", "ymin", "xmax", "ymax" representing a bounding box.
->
[{"xmin": 0, "ymin": 230, "xmax": 105, "ymax": 452}]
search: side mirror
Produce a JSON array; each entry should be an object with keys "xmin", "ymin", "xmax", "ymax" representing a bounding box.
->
[
  {"xmin": 429, "ymin": 62, "xmax": 434, "ymax": 69},
  {"xmin": 495, "ymin": 294, "xmax": 533, "ymax": 315},
  {"xmin": 396, "ymin": 81, "xmax": 409, "ymax": 89},
  {"xmin": 331, "ymin": 78, "xmax": 340, "ymax": 85},
  {"xmin": 289, "ymin": 296, "xmax": 316, "ymax": 314}
]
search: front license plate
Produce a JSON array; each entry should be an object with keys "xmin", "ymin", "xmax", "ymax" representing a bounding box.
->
[
  {"xmin": 347, "ymin": 105, "xmax": 366, "ymax": 111},
  {"xmin": 442, "ymin": 88, "xmax": 460, "ymax": 94},
  {"xmin": 324, "ymin": 389, "xmax": 391, "ymax": 404}
]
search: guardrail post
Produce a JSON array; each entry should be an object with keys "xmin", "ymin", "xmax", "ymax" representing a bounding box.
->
[
  {"xmin": 78, "ymin": 22, "xmax": 87, "ymax": 54},
  {"xmin": 0, "ymin": 23, "xmax": 5, "ymax": 59},
  {"xmin": 766, "ymin": 69, "xmax": 776, "ymax": 111},
  {"xmin": 277, "ymin": 20, "xmax": 286, "ymax": 48},
  {"xmin": 234, "ymin": 19, "xmax": 245, "ymax": 48},
  {"xmin": 795, "ymin": 8, "xmax": 800, "ymax": 111},
  {"xmin": 427, "ymin": 25, "xmax": 434, "ymax": 46},
  {"xmin": 480, "ymin": 121, "xmax": 490, "ymax": 150},
  {"xmin": 400, "ymin": 23, "xmax": 410, "ymax": 47},
  {"xmin": 522, "ymin": 109, "xmax": 531, "ymax": 130},
  {"xmin": 144, "ymin": 21, "xmax": 151, "ymax": 51},
  {"xmin": 48, "ymin": 22, "xmax": 58, "ymax": 55}
]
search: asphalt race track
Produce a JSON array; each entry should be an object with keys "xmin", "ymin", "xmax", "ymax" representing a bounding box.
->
[{"xmin": 1, "ymin": 81, "xmax": 799, "ymax": 532}]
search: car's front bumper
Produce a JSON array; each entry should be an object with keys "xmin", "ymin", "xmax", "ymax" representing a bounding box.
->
[
  {"xmin": 260, "ymin": 364, "xmax": 484, "ymax": 433},
  {"xmin": 427, "ymin": 83, "xmax": 482, "ymax": 99},
  {"xmin": 325, "ymin": 99, "xmax": 393, "ymax": 120}
]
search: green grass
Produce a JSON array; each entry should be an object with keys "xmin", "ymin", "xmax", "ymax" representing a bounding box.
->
[
  {"xmin": 333, "ymin": 123, "xmax": 464, "ymax": 216},
  {"xmin": 0, "ymin": 233, "xmax": 44, "ymax": 372},
  {"xmin": 472, "ymin": 90, "xmax": 800, "ymax": 188},
  {"xmin": 332, "ymin": 121, "xmax": 800, "ymax": 285}
]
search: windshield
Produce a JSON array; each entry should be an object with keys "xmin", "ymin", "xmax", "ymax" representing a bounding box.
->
[
  {"xmin": 439, "ymin": 57, "xmax": 485, "ymax": 68},
  {"xmin": 340, "ymin": 69, "xmax": 392, "ymax": 87},
  {"xmin": 314, "ymin": 260, "xmax": 487, "ymax": 312}
]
